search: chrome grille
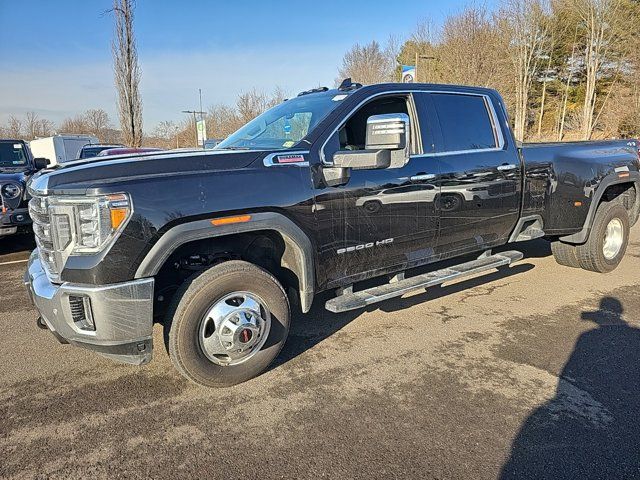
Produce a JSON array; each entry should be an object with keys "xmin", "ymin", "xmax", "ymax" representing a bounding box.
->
[{"xmin": 28, "ymin": 193, "xmax": 59, "ymax": 279}]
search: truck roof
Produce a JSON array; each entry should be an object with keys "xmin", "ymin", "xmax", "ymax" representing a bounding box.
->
[{"xmin": 299, "ymin": 81, "xmax": 500, "ymax": 99}]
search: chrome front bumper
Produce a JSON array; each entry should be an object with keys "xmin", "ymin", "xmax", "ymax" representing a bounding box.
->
[{"xmin": 24, "ymin": 250, "xmax": 155, "ymax": 365}]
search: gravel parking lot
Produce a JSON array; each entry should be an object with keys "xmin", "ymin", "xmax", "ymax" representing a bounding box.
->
[{"xmin": 1, "ymin": 230, "xmax": 640, "ymax": 479}]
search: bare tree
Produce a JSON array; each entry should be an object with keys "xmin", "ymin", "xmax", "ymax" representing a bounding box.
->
[
  {"xmin": 411, "ymin": 18, "xmax": 438, "ymax": 46},
  {"xmin": 235, "ymin": 87, "xmax": 285, "ymax": 125},
  {"xmin": 6, "ymin": 116, "xmax": 24, "ymax": 139},
  {"xmin": 566, "ymin": 0, "xmax": 629, "ymax": 139},
  {"xmin": 39, "ymin": 119, "xmax": 54, "ymax": 138},
  {"xmin": 337, "ymin": 40, "xmax": 396, "ymax": 85},
  {"xmin": 439, "ymin": 6, "xmax": 504, "ymax": 87},
  {"xmin": 60, "ymin": 114, "xmax": 89, "ymax": 134},
  {"xmin": 152, "ymin": 120, "xmax": 179, "ymax": 148},
  {"xmin": 12, "ymin": 112, "xmax": 54, "ymax": 140},
  {"xmin": 500, "ymin": 0, "xmax": 550, "ymax": 141},
  {"xmin": 557, "ymin": 32, "xmax": 579, "ymax": 140},
  {"xmin": 207, "ymin": 104, "xmax": 242, "ymax": 139},
  {"xmin": 111, "ymin": 0, "xmax": 143, "ymax": 147},
  {"xmin": 84, "ymin": 109, "xmax": 111, "ymax": 141},
  {"xmin": 25, "ymin": 112, "xmax": 40, "ymax": 140}
]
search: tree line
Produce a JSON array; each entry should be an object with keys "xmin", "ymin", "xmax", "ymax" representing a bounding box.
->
[
  {"xmin": 339, "ymin": 0, "xmax": 640, "ymax": 141},
  {"xmin": 2, "ymin": 0, "xmax": 639, "ymax": 147},
  {"xmin": 0, "ymin": 109, "xmax": 122, "ymax": 144}
]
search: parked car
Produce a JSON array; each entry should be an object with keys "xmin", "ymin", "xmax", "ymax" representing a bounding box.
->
[
  {"xmin": 0, "ymin": 139, "xmax": 48, "ymax": 238},
  {"xmin": 77, "ymin": 144, "xmax": 124, "ymax": 159},
  {"xmin": 204, "ymin": 138, "xmax": 223, "ymax": 149},
  {"xmin": 25, "ymin": 80, "xmax": 640, "ymax": 387},
  {"xmin": 96, "ymin": 147, "xmax": 163, "ymax": 156},
  {"xmin": 29, "ymin": 134, "xmax": 98, "ymax": 165}
]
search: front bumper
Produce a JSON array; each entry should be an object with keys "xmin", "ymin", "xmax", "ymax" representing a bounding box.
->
[
  {"xmin": 24, "ymin": 250, "xmax": 155, "ymax": 365},
  {"xmin": 0, "ymin": 206, "xmax": 30, "ymax": 236}
]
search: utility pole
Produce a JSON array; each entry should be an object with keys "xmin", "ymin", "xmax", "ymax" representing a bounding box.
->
[
  {"xmin": 415, "ymin": 54, "xmax": 436, "ymax": 83},
  {"xmin": 181, "ymin": 109, "xmax": 206, "ymax": 148}
]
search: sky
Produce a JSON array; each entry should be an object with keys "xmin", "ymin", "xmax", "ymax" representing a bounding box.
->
[{"xmin": 0, "ymin": 0, "xmax": 499, "ymax": 131}]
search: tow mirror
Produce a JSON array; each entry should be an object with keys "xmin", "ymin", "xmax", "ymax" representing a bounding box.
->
[
  {"xmin": 365, "ymin": 113, "xmax": 409, "ymax": 150},
  {"xmin": 33, "ymin": 157, "xmax": 50, "ymax": 170},
  {"xmin": 332, "ymin": 113, "xmax": 410, "ymax": 170}
]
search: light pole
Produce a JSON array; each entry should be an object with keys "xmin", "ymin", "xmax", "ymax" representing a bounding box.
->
[
  {"xmin": 414, "ymin": 54, "xmax": 436, "ymax": 83},
  {"xmin": 181, "ymin": 109, "xmax": 206, "ymax": 148}
]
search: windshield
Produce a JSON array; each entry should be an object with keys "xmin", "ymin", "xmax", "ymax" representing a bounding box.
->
[
  {"xmin": 215, "ymin": 91, "xmax": 346, "ymax": 151},
  {"xmin": 0, "ymin": 141, "xmax": 29, "ymax": 170},
  {"xmin": 79, "ymin": 146, "xmax": 110, "ymax": 159}
]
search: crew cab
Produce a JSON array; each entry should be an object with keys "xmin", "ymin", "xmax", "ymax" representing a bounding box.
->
[
  {"xmin": 0, "ymin": 140, "xmax": 48, "ymax": 238},
  {"xmin": 25, "ymin": 81, "xmax": 640, "ymax": 387}
]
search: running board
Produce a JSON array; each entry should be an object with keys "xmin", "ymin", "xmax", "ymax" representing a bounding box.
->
[{"xmin": 325, "ymin": 250, "xmax": 524, "ymax": 313}]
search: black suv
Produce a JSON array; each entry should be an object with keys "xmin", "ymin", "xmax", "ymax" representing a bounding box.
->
[{"xmin": 0, "ymin": 140, "xmax": 48, "ymax": 238}]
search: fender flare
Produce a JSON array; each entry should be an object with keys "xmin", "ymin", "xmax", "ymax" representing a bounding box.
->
[
  {"xmin": 135, "ymin": 212, "xmax": 315, "ymax": 312},
  {"xmin": 560, "ymin": 173, "xmax": 640, "ymax": 244}
]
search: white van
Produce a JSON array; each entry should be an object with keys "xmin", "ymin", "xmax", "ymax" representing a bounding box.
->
[{"xmin": 29, "ymin": 134, "xmax": 99, "ymax": 165}]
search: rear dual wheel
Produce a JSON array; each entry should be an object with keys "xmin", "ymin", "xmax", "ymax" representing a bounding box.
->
[{"xmin": 551, "ymin": 201, "xmax": 629, "ymax": 273}]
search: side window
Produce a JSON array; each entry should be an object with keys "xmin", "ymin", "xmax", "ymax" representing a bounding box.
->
[
  {"xmin": 412, "ymin": 93, "xmax": 436, "ymax": 154},
  {"xmin": 338, "ymin": 96, "xmax": 409, "ymax": 151},
  {"xmin": 431, "ymin": 93, "xmax": 498, "ymax": 153}
]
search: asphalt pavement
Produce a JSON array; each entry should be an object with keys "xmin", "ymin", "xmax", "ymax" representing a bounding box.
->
[{"xmin": 1, "ymin": 230, "xmax": 640, "ymax": 479}]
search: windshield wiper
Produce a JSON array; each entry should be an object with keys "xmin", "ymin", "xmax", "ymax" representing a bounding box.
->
[{"xmin": 217, "ymin": 146, "xmax": 252, "ymax": 151}]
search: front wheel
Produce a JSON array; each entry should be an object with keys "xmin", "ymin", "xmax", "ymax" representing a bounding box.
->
[
  {"xmin": 166, "ymin": 260, "xmax": 290, "ymax": 387},
  {"xmin": 576, "ymin": 201, "xmax": 630, "ymax": 273}
]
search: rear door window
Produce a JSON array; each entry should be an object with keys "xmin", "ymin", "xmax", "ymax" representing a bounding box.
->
[{"xmin": 430, "ymin": 93, "xmax": 498, "ymax": 153}]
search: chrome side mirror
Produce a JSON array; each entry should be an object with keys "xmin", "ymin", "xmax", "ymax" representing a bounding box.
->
[
  {"xmin": 332, "ymin": 113, "xmax": 411, "ymax": 170},
  {"xmin": 365, "ymin": 113, "xmax": 409, "ymax": 151}
]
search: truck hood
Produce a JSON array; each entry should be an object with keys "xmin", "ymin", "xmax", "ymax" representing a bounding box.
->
[
  {"xmin": 29, "ymin": 149, "xmax": 268, "ymax": 194},
  {"xmin": 0, "ymin": 170, "xmax": 32, "ymax": 184}
]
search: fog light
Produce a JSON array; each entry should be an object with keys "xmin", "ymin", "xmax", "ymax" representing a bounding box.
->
[{"xmin": 69, "ymin": 295, "xmax": 95, "ymax": 331}]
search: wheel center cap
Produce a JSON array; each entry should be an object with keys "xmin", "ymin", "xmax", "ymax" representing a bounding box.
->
[{"xmin": 239, "ymin": 328, "xmax": 253, "ymax": 343}]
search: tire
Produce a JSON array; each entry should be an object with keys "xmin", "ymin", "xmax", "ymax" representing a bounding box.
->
[
  {"xmin": 166, "ymin": 260, "xmax": 290, "ymax": 387},
  {"xmin": 362, "ymin": 200, "xmax": 382, "ymax": 214},
  {"xmin": 439, "ymin": 193, "xmax": 464, "ymax": 212},
  {"xmin": 576, "ymin": 201, "xmax": 629, "ymax": 273},
  {"xmin": 550, "ymin": 240, "xmax": 580, "ymax": 268}
]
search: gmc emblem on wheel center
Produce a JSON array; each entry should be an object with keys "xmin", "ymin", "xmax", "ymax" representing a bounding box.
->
[{"xmin": 337, "ymin": 238, "xmax": 394, "ymax": 255}]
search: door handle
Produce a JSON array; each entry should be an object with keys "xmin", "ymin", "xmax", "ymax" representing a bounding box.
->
[
  {"xmin": 410, "ymin": 173, "xmax": 436, "ymax": 181},
  {"xmin": 497, "ymin": 164, "xmax": 517, "ymax": 171}
]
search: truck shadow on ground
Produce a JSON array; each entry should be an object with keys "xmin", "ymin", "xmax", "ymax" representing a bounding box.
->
[
  {"xmin": 273, "ymin": 239, "xmax": 548, "ymax": 370},
  {"xmin": 500, "ymin": 296, "xmax": 640, "ymax": 479}
]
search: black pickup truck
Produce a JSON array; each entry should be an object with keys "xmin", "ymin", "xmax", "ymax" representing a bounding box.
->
[
  {"xmin": 0, "ymin": 140, "xmax": 48, "ymax": 238},
  {"xmin": 25, "ymin": 81, "xmax": 640, "ymax": 387}
]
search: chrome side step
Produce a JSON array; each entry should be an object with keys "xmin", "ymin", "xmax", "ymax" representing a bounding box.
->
[{"xmin": 325, "ymin": 250, "xmax": 524, "ymax": 313}]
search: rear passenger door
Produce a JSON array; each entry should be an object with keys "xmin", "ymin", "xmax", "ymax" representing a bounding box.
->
[{"xmin": 415, "ymin": 92, "xmax": 521, "ymax": 256}]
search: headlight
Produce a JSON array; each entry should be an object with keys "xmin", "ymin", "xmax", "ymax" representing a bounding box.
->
[
  {"xmin": 1, "ymin": 183, "xmax": 22, "ymax": 200},
  {"xmin": 49, "ymin": 193, "xmax": 132, "ymax": 255}
]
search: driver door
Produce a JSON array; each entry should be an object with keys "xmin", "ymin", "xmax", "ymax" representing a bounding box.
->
[{"xmin": 311, "ymin": 93, "xmax": 440, "ymax": 290}]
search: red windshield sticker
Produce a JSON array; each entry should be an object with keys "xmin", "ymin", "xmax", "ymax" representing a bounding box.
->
[{"xmin": 276, "ymin": 154, "xmax": 305, "ymax": 164}]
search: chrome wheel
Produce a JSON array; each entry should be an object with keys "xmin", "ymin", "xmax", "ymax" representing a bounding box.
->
[
  {"xmin": 602, "ymin": 218, "xmax": 624, "ymax": 260},
  {"xmin": 199, "ymin": 292, "xmax": 271, "ymax": 366}
]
